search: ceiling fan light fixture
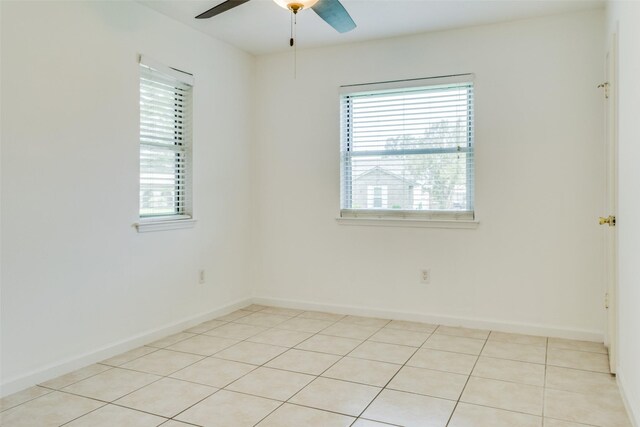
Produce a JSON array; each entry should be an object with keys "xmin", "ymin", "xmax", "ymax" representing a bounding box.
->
[{"xmin": 273, "ymin": 0, "xmax": 319, "ymax": 13}]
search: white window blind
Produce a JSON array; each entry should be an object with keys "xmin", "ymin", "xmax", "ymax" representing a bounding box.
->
[
  {"xmin": 340, "ymin": 75, "xmax": 474, "ymax": 220},
  {"xmin": 139, "ymin": 58, "xmax": 193, "ymax": 219}
]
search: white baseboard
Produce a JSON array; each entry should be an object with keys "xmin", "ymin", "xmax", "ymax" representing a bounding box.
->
[
  {"xmin": 617, "ymin": 367, "xmax": 640, "ymax": 427},
  {"xmin": 252, "ymin": 295, "xmax": 604, "ymax": 342},
  {"xmin": 0, "ymin": 297, "xmax": 252, "ymax": 398}
]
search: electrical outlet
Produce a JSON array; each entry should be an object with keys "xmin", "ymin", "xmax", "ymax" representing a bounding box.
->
[
  {"xmin": 198, "ymin": 270, "xmax": 206, "ymax": 284},
  {"xmin": 420, "ymin": 269, "xmax": 431, "ymax": 284}
]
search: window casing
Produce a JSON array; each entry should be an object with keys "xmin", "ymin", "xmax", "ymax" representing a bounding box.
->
[
  {"xmin": 340, "ymin": 75, "xmax": 475, "ymax": 221},
  {"xmin": 139, "ymin": 57, "xmax": 193, "ymax": 223}
]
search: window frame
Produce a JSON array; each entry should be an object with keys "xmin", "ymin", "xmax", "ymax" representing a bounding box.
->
[
  {"xmin": 135, "ymin": 55, "xmax": 196, "ymax": 233},
  {"xmin": 338, "ymin": 74, "xmax": 477, "ymax": 225}
]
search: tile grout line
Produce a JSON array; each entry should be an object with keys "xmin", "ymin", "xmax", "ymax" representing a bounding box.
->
[
  {"xmin": 53, "ymin": 400, "xmax": 111, "ymax": 427},
  {"xmin": 11, "ymin": 333, "xmax": 461, "ymax": 423},
  {"xmin": 162, "ymin": 307, "xmax": 295, "ymax": 422},
  {"xmin": 280, "ymin": 316, "xmax": 407, "ymax": 422},
  {"xmin": 0, "ymin": 387, "xmax": 59, "ymax": 414},
  {"xmin": 542, "ymin": 336, "xmax": 549, "ymax": 425},
  {"xmin": 54, "ymin": 372, "xmax": 173, "ymax": 425},
  {"xmin": 158, "ymin": 419, "xmax": 202, "ymax": 427},
  {"xmin": 245, "ymin": 308, "xmax": 357, "ymax": 427},
  {"xmin": 347, "ymin": 327, "xmax": 437, "ymax": 424},
  {"xmin": 3, "ymin": 305, "xmax": 616, "ymax": 426},
  {"xmin": 247, "ymin": 315, "xmax": 392, "ymax": 426},
  {"xmin": 443, "ymin": 332, "xmax": 489, "ymax": 426},
  {"xmin": 72, "ymin": 347, "xmax": 220, "ymax": 416},
  {"xmin": 168, "ymin": 305, "xmax": 311, "ymax": 425},
  {"xmin": 159, "ymin": 305, "xmax": 351, "ymax": 426},
  {"xmin": 444, "ymin": 401, "xmax": 551, "ymax": 420},
  {"xmin": 50, "ymin": 306, "xmax": 277, "ymax": 427},
  {"xmin": 123, "ymin": 311, "xmax": 346, "ymax": 391},
  {"xmin": 57, "ymin": 312, "xmax": 602, "ymax": 401}
]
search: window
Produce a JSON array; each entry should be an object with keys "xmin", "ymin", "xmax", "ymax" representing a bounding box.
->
[
  {"xmin": 368, "ymin": 185, "xmax": 387, "ymax": 208},
  {"xmin": 138, "ymin": 56, "xmax": 194, "ymax": 229},
  {"xmin": 340, "ymin": 75, "xmax": 474, "ymax": 221}
]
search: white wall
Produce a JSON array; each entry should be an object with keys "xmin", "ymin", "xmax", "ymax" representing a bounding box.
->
[
  {"xmin": 607, "ymin": 2, "xmax": 640, "ymax": 424},
  {"xmin": 253, "ymin": 10, "xmax": 606, "ymax": 338},
  {"xmin": 0, "ymin": 1, "xmax": 254, "ymax": 395},
  {"xmin": 0, "ymin": 0, "xmax": 4, "ymax": 394},
  {"xmin": 0, "ymin": 2, "xmax": 613, "ymax": 400}
]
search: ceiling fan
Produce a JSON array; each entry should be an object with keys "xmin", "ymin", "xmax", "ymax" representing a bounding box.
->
[{"xmin": 195, "ymin": 0, "xmax": 357, "ymax": 34}]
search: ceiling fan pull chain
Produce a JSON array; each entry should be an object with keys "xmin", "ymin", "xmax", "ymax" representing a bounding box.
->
[
  {"xmin": 287, "ymin": 10, "xmax": 297, "ymax": 78},
  {"xmin": 289, "ymin": 10, "xmax": 295, "ymax": 47}
]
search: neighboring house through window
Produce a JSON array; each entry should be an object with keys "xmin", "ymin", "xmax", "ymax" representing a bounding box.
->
[
  {"xmin": 340, "ymin": 75, "xmax": 475, "ymax": 220},
  {"xmin": 357, "ymin": 167, "xmax": 413, "ymax": 210}
]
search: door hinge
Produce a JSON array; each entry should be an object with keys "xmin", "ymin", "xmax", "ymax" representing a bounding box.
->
[
  {"xmin": 598, "ymin": 82, "xmax": 610, "ymax": 99},
  {"xmin": 599, "ymin": 215, "xmax": 616, "ymax": 226},
  {"xmin": 605, "ymin": 292, "xmax": 609, "ymax": 309}
]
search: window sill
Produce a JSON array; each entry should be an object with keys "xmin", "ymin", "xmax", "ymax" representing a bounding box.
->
[
  {"xmin": 335, "ymin": 216, "xmax": 479, "ymax": 229},
  {"xmin": 135, "ymin": 217, "xmax": 197, "ymax": 233}
]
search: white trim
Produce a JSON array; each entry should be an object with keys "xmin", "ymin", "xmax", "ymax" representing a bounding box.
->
[
  {"xmin": 139, "ymin": 63, "xmax": 193, "ymax": 220},
  {"xmin": 0, "ymin": 297, "xmax": 252, "ymax": 398},
  {"xmin": 251, "ymin": 295, "xmax": 604, "ymax": 342},
  {"xmin": 340, "ymin": 73, "xmax": 475, "ymax": 95},
  {"xmin": 339, "ymin": 78, "xmax": 475, "ymax": 217},
  {"xmin": 139, "ymin": 54, "xmax": 194, "ymax": 86},
  {"xmin": 336, "ymin": 217, "xmax": 479, "ymax": 229},
  {"xmin": 617, "ymin": 367, "xmax": 640, "ymax": 427},
  {"xmin": 135, "ymin": 218, "xmax": 197, "ymax": 233},
  {"xmin": 340, "ymin": 209, "xmax": 475, "ymax": 221}
]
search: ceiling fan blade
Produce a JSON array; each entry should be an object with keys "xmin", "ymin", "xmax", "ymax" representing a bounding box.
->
[
  {"xmin": 195, "ymin": 0, "xmax": 251, "ymax": 19},
  {"xmin": 311, "ymin": 0, "xmax": 356, "ymax": 33}
]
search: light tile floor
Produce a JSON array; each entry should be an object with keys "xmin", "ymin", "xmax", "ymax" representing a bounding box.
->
[{"xmin": 0, "ymin": 305, "xmax": 633, "ymax": 427}]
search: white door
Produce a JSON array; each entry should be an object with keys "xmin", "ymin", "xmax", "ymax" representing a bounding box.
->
[{"xmin": 602, "ymin": 32, "xmax": 618, "ymax": 374}]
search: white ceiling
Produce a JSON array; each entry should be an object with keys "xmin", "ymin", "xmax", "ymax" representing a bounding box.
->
[{"xmin": 140, "ymin": 0, "xmax": 603, "ymax": 55}]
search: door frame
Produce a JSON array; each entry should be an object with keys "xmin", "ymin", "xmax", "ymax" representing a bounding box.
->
[{"xmin": 604, "ymin": 30, "xmax": 619, "ymax": 374}]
